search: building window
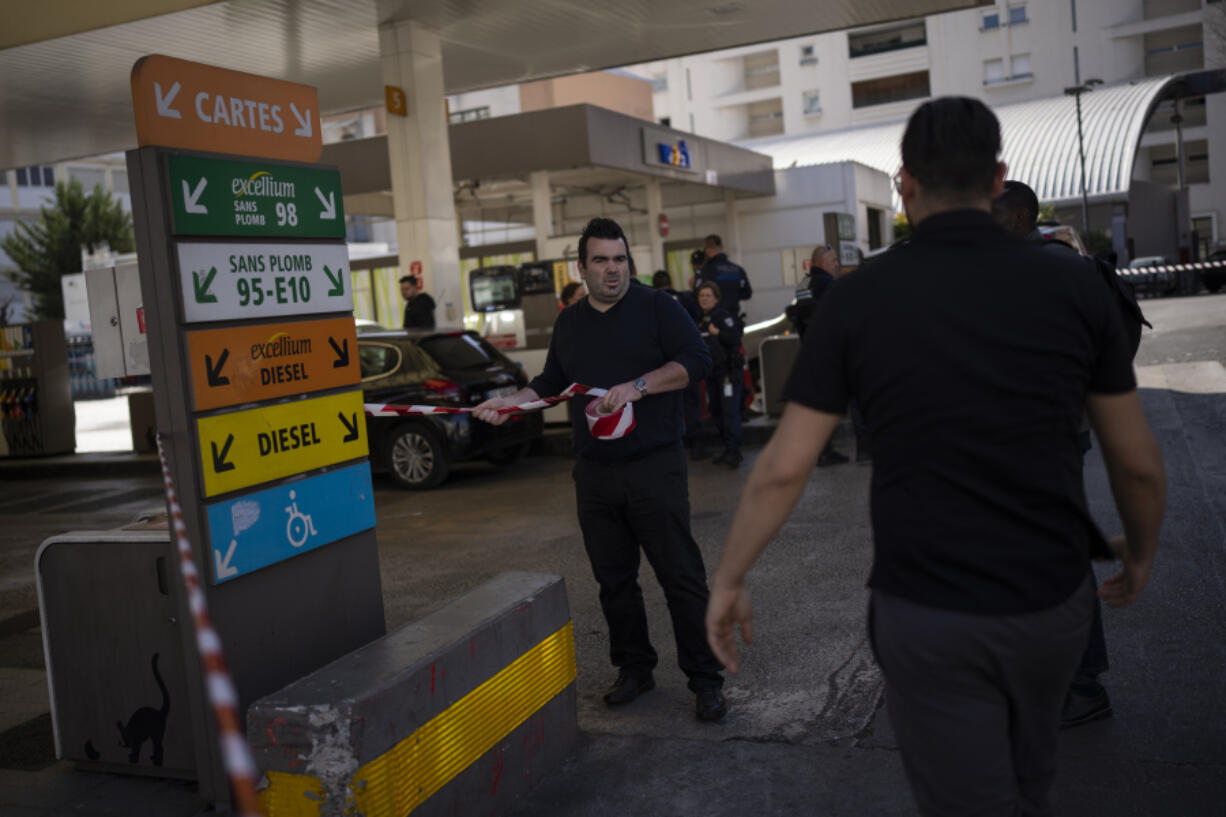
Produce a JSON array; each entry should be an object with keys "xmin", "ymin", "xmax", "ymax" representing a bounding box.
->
[
  {"xmin": 743, "ymin": 50, "xmax": 781, "ymax": 90},
  {"xmin": 449, "ymin": 106, "xmax": 490, "ymax": 124},
  {"xmin": 1143, "ymin": 24, "xmax": 1204, "ymax": 76},
  {"xmin": 982, "ymin": 10, "xmax": 1000, "ymax": 30},
  {"xmin": 852, "ymin": 71, "xmax": 930, "ymax": 108},
  {"xmin": 746, "ymin": 97, "xmax": 784, "ymax": 139},
  {"xmin": 802, "ymin": 90, "xmax": 822, "ymax": 116},
  {"xmin": 848, "ymin": 21, "xmax": 927, "ymax": 59},
  {"xmin": 659, "ymin": 116, "xmax": 671, "ymax": 128},
  {"xmin": 651, "ymin": 74, "xmax": 668, "ymax": 92},
  {"xmin": 1008, "ymin": 4, "xmax": 1028, "ymax": 26},
  {"xmin": 799, "ymin": 44, "xmax": 817, "ymax": 66},
  {"xmin": 984, "ymin": 59, "xmax": 1005, "ymax": 85},
  {"xmin": 1011, "ymin": 53, "xmax": 1032, "ymax": 79},
  {"xmin": 15, "ymin": 166, "xmax": 54, "ymax": 187}
]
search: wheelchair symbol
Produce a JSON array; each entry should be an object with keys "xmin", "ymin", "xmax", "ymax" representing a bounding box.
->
[{"xmin": 285, "ymin": 490, "xmax": 317, "ymax": 548}]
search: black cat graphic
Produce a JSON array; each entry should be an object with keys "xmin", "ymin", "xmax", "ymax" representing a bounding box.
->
[{"xmin": 116, "ymin": 652, "xmax": 170, "ymax": 766}]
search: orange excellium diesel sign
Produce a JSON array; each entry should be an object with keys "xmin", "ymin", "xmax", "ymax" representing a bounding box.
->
[
  {"xmin": 186, "ymin": 317, "xmax": 359, "ymax": 411},
  {"xmin": 131, "ymin": 54, "xmax": 322, "ymax": 163}
]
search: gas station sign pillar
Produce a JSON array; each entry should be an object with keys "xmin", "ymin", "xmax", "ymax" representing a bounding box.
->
[{"xmin": 380, "ymin": 20, "xmax": 463, "ymax": 323}]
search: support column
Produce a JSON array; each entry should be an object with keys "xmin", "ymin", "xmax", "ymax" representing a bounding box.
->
[
  {"xmin": 380, "ymin": 21, "xmax": 463, "ymax": 323},
  {"xmin": 724, "ymin": 189, "xmax": 742, "ymax": 260},
  {"xmin": 644, "ymin": 179, "xmax": 664, "ymax": 276},
  {"xmin": 530, "ymin": 170, "xmax": 552, "ymax": 261}
]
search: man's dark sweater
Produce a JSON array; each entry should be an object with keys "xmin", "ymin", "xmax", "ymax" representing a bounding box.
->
[
  {"xmin": 529, "ymin": 284, "xmax": 711, "ymax": 463},
  {"xmin": 403, "ymin": 293, "xmax": 436, "ymax": 329}
]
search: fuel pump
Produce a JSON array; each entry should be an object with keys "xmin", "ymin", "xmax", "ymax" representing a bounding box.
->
[{"xmin": 467, "ymin": 261, "xmax": 575, "ymax": 422}]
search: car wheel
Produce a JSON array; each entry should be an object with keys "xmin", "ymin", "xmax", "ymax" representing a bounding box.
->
[
  {"xmin": 384, "ymin": 424, "xmax": 450, "ymax": 490},
  {"xmin": 1207, "ymin": 282, "xmax": 1222, "ymax": 294},
  {"xmin": 487, "ymin": 441, "xmax": 530, "ymax": 466}
]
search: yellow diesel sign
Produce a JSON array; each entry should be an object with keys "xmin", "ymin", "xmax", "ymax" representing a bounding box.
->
[{"xmin": 196, "ymin": 390, "xmax": 367, "ymax": 497}]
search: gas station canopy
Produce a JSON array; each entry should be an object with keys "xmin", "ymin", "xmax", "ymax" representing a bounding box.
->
[
  {"xmin": 1, "ymin": 0, "xmax": 989, "ymax": 169},
  {"xmin": 326, "ymin": 104, "xmax": 776, "ymax": 221}
]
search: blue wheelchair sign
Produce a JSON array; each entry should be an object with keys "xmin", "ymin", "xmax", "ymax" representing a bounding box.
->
[{"xmin": 204, "ymin": 463, "xmax": 376, "ymax": 583}]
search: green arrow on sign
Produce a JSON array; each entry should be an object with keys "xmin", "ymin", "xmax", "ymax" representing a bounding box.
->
[
  {"xmin": 193, "ymin": 266, "xmax": 218, "ymax": 303},
  {"xmin": 324, "ymin": 264, "xmax": 344, "ymax": 297}
]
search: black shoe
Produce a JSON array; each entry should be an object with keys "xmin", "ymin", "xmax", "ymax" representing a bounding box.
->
[
  {"xmin": 817, "ymin": 449, "xmax": 849, "ymax": 467},
  {"xmin": 603, "ymin": 671, "xmax": 655, "ymax": 707},
  {"xmin": 695, "ymin": 688, "xmax": 728, "ymax": 722},
  {"xmin": 711, "ymin": 448, "xmax": 731, "ymax": 465},
  {"xmin": 1060, "ymin": 683, "xmax": 1112, "ymax": 729},
  {"xmin": 722, "ymin": 449, "xmax": 743, "ymax": 468}
]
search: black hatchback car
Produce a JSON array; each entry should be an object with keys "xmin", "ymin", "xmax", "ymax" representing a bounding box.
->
[{"xmin": 359, "ymin": 330, "xmax": 542, "ymax": 489}]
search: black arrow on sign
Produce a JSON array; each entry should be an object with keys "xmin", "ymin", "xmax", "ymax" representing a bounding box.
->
[
  {"xmin": 211, "ymin": 434, "xmax": 236, "ymax": 473},
  {"xmin": 329, "ymin": 337, "xmax": 349, "ymax": 369},
  {"xmin": 339, "ymin": 412, "xmax": 360, "ymax": 442},
  {"xmin": 205, "ymin": 349, "xmax": 230, "ymax": 386}
]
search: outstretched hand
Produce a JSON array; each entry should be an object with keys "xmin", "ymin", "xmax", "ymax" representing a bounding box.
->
[{"xmin": 706, "ymin": 581, "xmax": 754, "ymax": 674}]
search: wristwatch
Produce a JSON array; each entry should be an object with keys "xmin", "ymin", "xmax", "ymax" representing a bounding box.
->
[{"xmin": 633, "ymin": 378, "xmax": 648, "ymax": 399}]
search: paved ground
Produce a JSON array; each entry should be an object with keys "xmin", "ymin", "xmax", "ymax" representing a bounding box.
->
[{"xmin": 1, "ymin": 293, "xmax": 1225, "ymax": 815}]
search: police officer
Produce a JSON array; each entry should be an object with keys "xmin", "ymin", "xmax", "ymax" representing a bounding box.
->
[{"xmin": 695, "ymin": 234, "xmax": 752, "ymax": 323}]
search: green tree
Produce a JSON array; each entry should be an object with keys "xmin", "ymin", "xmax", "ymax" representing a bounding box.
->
[
  {"xmin": 1037, "ymin": 202, "xmax": 1057, "ymax": 223},
  {"xmin": 1, "ymin": 178, "xmax": 134, "ymax": 319}
]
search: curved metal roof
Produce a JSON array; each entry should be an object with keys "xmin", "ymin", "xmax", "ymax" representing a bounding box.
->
[{"xmin": 750, "ymin": 76, "xmax": 1177, "ymax": 206}]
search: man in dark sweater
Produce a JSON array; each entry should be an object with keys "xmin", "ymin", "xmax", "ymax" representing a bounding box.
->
[
  {"xmin": 474, "ymin": 217, "xmax": 728, "ymax": 722},
  {"xmin": 706, "ymin": 98, "xmax": 1165, "ymax": 815},
  {"xmin": 400, "ymin": 275, "xmax": 435, "ymax": 329}
]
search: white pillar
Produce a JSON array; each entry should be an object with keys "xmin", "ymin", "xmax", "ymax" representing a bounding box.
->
[
  {"xmin": 380, "ymin": 21, "xmax": 462, "ymax": 323},
  {"xmin": 530, "ymin": 170, "xmax": 552, "ymax": 260},
  {"xmin": 724, "ymin": 189, "xmax": 742, "ymax": 260},
  {"xmin": 5, "ymin": 170, "xmax": 17, "ymax": 210},
  {"xmin": 644, "ymin": 179, "xmax": 665, "ymax": 276}
]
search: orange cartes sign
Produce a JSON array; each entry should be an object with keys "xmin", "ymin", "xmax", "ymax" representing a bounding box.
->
[
  {"xmin": 186, "ymin": 317, "xmax": 359, "ymax": 411},
  {"xmin": 131, "ymin": 54, "xmax": 322, "ymax": 163}
]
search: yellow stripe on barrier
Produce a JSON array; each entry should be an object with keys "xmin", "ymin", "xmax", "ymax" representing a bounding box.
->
[{"xmin": 260, "ymin": 620, "xmax": 576, "ymax": 817}]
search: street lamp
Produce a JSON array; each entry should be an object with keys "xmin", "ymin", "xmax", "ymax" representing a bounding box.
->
[{"xmin": 1064, "ymin": 78, "xmax": 1103, "ymax": 239}]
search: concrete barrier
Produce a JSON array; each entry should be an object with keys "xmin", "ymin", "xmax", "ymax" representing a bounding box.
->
[{"xmin": 247, "ymin": 572, "xmax": 576, "ymax": 817}]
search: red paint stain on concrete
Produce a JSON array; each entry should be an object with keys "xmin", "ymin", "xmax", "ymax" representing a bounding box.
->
[{"xmin": 490, "ymin": 746, "xmax": 505, "ymax": 795}]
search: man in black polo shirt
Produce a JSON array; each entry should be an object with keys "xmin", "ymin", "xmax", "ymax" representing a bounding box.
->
[
  {"xmin": 706, "ymin": 97, "xmax": 1165, "ymax": 815},
  {"xmin": 474, "ymin": 217, "xmax": 728, "ymax": 722}
]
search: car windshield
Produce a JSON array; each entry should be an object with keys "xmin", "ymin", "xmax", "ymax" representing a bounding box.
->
[{"xmin": 418, "ymin": 333, "xmax": 505, "ymax": 370}]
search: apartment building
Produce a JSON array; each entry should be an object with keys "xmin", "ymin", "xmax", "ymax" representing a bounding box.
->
[{"xmin": 627, "ymin": 0, "xmax": 1225, "ymax": 253}]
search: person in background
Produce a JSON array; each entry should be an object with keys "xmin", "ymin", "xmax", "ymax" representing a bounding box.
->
[
  {"xmin": 706, "ymin": 96, "xmax": 1165, "ymax": 816},
  {"xmin": 400, "ymin": 275, "xmax": 436, "ymax": 330},
  {"xmin": 993, "ymin": 178, "xmax": 1151, "ymax": 731},
  {"xmin": 696, "ymin": 234, "xmax": 752, "ymax": 323},
  {"xmin": 787, "ymin": 245, "xmax": 849, "ymax": 467},
  {"xmin": 696, "ymin": 282, "xmax": 744, "ymax": 468},
  {"xmin": 689, "ymin": 249, "xmax": 706, "ymax": 291},
  {"xmin": 560, "ymin": 281, "xmax": 586, "ymax": 308},
  {"xmin": 653, "ymin": 269, "xmax": 700, "ymax": 322}
]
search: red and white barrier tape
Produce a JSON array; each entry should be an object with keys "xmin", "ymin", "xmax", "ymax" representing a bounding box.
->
[
  {"xmin": 155, "ymin": 435, "xmax": 264, "ymax": 817},
  {"xmin": 363, "ymin": 382, "xmax": 638, "ymax": 441},
  {"xmin": 364, "ymin": 382, "xmax": 605, "ymax": 418}
]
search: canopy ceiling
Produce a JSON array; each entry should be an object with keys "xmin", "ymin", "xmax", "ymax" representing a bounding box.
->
[{"xmin": 0, "ymin": 0, "xmax": 988, "ymax": 169}]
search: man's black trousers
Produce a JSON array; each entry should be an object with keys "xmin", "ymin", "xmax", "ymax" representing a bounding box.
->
[
  {"xmin": 573, "ymin": 445, "xmax": 724, "ymax": 691},
  {"xmin": 870, "ymin": 574, "xmax": 1094, "ymax": 817}
]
